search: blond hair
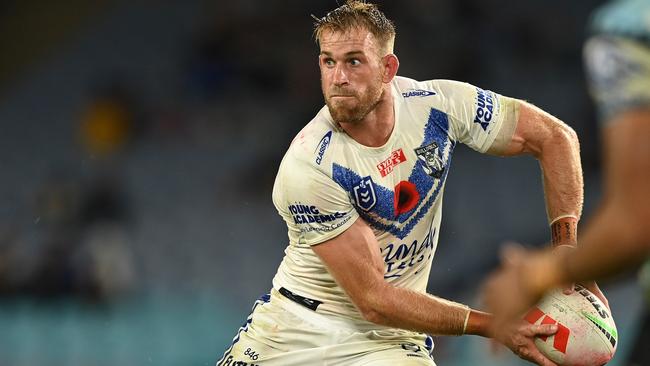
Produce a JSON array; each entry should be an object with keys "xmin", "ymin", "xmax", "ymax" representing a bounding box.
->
[{"xmin": 312, "ymin": 0, "xmax": 396, "ymax": 54}]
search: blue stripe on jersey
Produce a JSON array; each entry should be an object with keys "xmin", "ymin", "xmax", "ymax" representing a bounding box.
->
[
  {"xmin": 216, "ymin": 293, "xmax": 271, "ymax": 366},
  {"xmin": 333, "ymin": 108, "xmax": 455, "ymax": 239}
]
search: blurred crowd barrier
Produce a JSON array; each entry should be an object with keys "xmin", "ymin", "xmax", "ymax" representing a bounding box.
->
[{"xmin": 0, "ymin": 292, "xmax": 242, "ymax": 366}]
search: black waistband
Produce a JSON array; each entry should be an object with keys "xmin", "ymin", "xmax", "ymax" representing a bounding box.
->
[{"xmin": 278, "ymin": 287, "xmax": 322, "ymax": 311}]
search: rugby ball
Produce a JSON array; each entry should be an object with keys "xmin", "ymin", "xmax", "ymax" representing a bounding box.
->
[{"xmin": 524, "ymin": 284, "xmax": 617, "ymax": 366}]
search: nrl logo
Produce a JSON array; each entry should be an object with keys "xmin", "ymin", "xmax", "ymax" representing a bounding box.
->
[
  {"xmin": 353, "ymin": 176, "xmax": 377, "ymax": 212},
  {"xmin": 414, "ymin": 142, "xmax": 445, "ymax": 179}
]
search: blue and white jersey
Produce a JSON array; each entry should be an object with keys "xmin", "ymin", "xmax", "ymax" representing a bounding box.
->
[
  {"xmin": 584, "ymin": 0, "xmax": 650, "ymax": 121},
  {"xmin": 271, "ymin": 76, "xmax": 519, "ymax": 327}
]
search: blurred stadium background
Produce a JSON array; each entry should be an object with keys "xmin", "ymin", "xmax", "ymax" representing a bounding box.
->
[{"xmin": 0, "ymin": 0, "xmax": 647, "ymax": 365}]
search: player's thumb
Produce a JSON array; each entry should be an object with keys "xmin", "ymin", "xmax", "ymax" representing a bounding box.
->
[{"xmin": 532, "ymin": 323, "xmax": 558, "ymax": 336}]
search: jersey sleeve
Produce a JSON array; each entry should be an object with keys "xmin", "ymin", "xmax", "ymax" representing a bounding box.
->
[
  {"xmin": 430, "ymin": 80, "xmax": 519, "ymax": 153},
  {"xmin": 273, "ymin": 151, "xmax": 359, "ymax": 246}
]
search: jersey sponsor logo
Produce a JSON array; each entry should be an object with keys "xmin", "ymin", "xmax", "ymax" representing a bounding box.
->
[
  {"xmin": 474, "ymin": 87, "xmax": 495, "ymax": 131},
  {"xmin": 297, "ymin": 215, "xmax": 352, "ymax": 234},
  {"xmin": 402, "ymin": 89, "xmax": 436, "ymax": 98},
  {"xmin": 377, "ymin": 148, "xmax": 407, "ymax": 177},
  {"xmin": 414, "ymin": 142, "xmax": 445, "ymax": 178},
  {"xmin": 288, "ymin": 203, "xmax": 347, "ymax": 225},
  {"xmin": 315, "ymin": 130, "xmax": 332, "ymax": 165},
  {"xmin": 382, "ymin": 228, "xmax": 436, "ymax": 279},
  {"xmin": 353, "ymin": 176, "xmax": 377, "ymax": 211}
]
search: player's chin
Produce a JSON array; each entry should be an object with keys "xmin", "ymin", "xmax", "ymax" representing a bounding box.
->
[{"xmin": 329, "ymin": 107, "xmax": 360, "ymax": 123}]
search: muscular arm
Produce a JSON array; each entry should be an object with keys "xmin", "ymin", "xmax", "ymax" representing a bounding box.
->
[
  {"xmin": 485, "ymin": 110, "xmax": 650, "ymax": 322},
  {"xmin": 311, "ymin": 217, "xmax": 485, "ymax": 336},
  {"xmin": 489, "ymin": 101, "xmax": 583, "ymax": 246},
  {"xmin": 530, "ymin": 110, "xmax": 650, "ymax": 288},
  {"xmin": 313, "ymin": 216, "xmax": 559, "ymax": 365}
]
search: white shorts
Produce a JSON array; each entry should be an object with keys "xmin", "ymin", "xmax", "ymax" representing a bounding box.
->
[{"xmin": 217, "ymin": 289, "xmax": 436, "ymax": 366}]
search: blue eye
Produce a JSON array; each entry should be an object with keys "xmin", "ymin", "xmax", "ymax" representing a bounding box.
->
[
  {"xmin": 350, "ymin": 59, "xmax": 361, "ymax": 66},
  {"xmin": 324, "ymin": 58, "xmax": 335, "ymax": 67}
]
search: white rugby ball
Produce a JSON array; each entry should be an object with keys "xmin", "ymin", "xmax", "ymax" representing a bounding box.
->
[{"xmin": 524, "ymin": 284, "xmax": 617, "ymax": 366}]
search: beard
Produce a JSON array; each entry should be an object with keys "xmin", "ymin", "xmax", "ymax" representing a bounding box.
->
[{"xmin": 323, "ymin": 76, "xmax": 384, "ymax": 124}]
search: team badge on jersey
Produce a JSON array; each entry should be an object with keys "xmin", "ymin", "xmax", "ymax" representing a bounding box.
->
[
  {"xmin": 353, "ymin": 176, "xmax": 377, "ymax": 211},
  {"xmin": 414, "ymin": 142, "xmax": 445, "ymax": 178}
]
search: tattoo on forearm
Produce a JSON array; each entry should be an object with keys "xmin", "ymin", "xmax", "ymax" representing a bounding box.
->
[{"xmin": 551, "ymin": 219, "xmax": 577, "ymax": 246}]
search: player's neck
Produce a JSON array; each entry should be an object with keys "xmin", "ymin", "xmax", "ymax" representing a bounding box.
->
[{"xmin": 339, "ymin": 87, "xmax": 395, "ymax": 148}]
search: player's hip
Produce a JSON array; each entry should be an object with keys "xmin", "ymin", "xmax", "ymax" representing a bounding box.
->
[{"xmin": 217, "ymin": 288, "xmax": 434, "ymax": 366}]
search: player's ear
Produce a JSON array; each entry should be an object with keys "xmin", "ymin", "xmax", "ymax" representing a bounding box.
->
[{"xmin": 381, "ymin": 54, "xmax": 399, "ymax": 83}]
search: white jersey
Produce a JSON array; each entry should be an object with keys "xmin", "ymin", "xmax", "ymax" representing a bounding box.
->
[{"xmin": 271, "ymin": 76, "xmax": 519, "ymax": 328}]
